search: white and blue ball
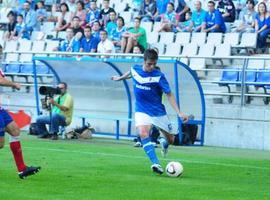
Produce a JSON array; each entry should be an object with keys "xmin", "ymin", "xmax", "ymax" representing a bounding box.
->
[{"xmin": 166, "ymin": 161, "xmax": 184, "ymax": 177}]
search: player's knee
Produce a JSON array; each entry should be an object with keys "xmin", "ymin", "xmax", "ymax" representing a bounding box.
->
[{"xmin": 12, "ymin": 127, "xmax": 20, "ymax": 137}]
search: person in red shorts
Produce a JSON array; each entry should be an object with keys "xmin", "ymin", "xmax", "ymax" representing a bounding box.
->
[{"xmin": 0, "ymin": 69, "xmax": 41, "ymax": 179}]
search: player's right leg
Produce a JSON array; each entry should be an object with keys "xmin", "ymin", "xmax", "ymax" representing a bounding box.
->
[
  {"xmin": 6, "ymin": 120, "xmax": 41, "ymax": 179},
  {"xmin": 137, "ymin": 125, "xmax": 163, "ymax": 174},
  {"xmin": 135, "ymin": 112, "xmax": 163, "ymax": 174}
]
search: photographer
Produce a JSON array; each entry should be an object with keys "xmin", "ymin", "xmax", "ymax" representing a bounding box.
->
[{"xmin": 36, "ymin": 82, "xmax": 74, "ymax": 140}]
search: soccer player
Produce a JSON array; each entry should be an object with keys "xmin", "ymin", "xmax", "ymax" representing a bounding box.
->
[
  {"xmin": 111, "ymin": 49, "xmax": 188, "ymax": 174},
  {"xmin": 0, "ymin": 70, "xmax": 41, "ymax": 179}
]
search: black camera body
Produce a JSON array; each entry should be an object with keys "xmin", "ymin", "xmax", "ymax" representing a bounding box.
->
[
  {"xmin": 39, "ymin": 86, "xmax": 61, "ymax": 97},
  {"xmin": 39, "ymin": 86, "xmax": 61, "ymax": 111}
]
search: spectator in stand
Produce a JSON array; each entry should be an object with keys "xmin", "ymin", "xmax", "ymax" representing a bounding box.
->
[
  {"xmin": 74, "ymin": 1, "xmax": 87, "ymax": 27},
  {"xmin": 97, "ymin": 30, "xmax": 115, "ymax": 55},
  {"xmin": 80, "ymin": 25, "xmax": 99, "ymax": 52},
  {"xmin": 86, "ymin": 0, "xmax": 101, "ymax": 26},
  {"xmin": 132, "ymin": 44, "xmax": 143, "ymax": 54},
  {"xmin": 54, "ymin": 3, "xmax": 73, "ymax": 32},
  {"xmin": 12, "ymin": 14, "xmax": 30, "ymax": 40},
  {"xmin": 255, "ymin": 2, "xmax": 270, "ymax": 51},
  {"xmin": 99, "ymin": 0, "xmax": 115, "ymax": 26},
  {"xmin": 47, "ymin": 4, "xmax": 60, "ymax": 23},
  {"xmin": 66, "ymin": 0, "xmax": 77, "ymax": 13},
  {"xmin": 110, "ymin": 16, "xmax": 126, "ymax": 52},
  {"xmin": 158, "ymin": 2, "xmax": 177, "ymax": 32},
  {"xmin": 121, "ymin": 17, "xmax": 147, "ymax": 53},
  {"xmin": 5, "ymin": 11, "xmax": 17, "ymax": 41},
  {"xmin": 56, "ymin": 28, "xmax": 74, "ymax": 51},
  {"xmin": 175, "ymin": 0, "xmax": 190, "ymax": 22},
  {"xmin": 106, "ymin": 10, "xmax": 117, "ymax": 36},
  {"xmin": 233, "ymin": 0, "xmax": 256, "ymax": 33},
  {"xmin": 92, "ymin": 20, "xmax": 101, "ymax": 39},
  {"xmin": 255, "ymin": 0, "xmax": 270, "ymax": 13},
  {"xmin": 188, "ymin": 1, "xmax": 207, "ymax": 32},
  {"xmin": 176, "ymin": 11, "xmax": 192, "ymax": 32},
  {"xmin": 36, "ymin": 1, "xmax": 47, "ymax": 24},
  {"xmin": 71, "ymin": 16, "xmax": 84, "ymax": 35},
  {"xmin": 217, "ymin": 0, "xmax": 236, "ymax": 22},
  {"xmin": 84, "ymin": 0, "xmax": 91, "ymax": 10},
  {"xmin": 139, "ymin": 0, "xmax": 157, "ymax": 22},
  {"xmin": 132, "ymin": 0, "xmax": 143, "ymax": 11},
  {"xmin": 20, "ymin": 1, "xmax": 39, "ymax": 31},
  {"xmin": 202, "ymin": 1, "xmax": 226, "ymax": 33},
  {"xmin": 56, "ymin": 28, "xmax": 82, "ymax": 52},
  {"xmin": 155, "ymin": 0, "xmax": 170, "ymax": 20}
]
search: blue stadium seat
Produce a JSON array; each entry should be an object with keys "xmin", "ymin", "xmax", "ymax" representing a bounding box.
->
[
  {"xmin": 219, "ymin": 68, "xmax": 239, "ymax": 85},
  {"xmin": 36, "ymin": 65, "xmax": 50, "ymax": 74},
  {"xmin": 4, "ymin": 63, "xmax": 21, "ymax": 73},
  {"xmin": 255, "ymin": 70, "xmax": 270, "ymax": 86},
  {"xmin": 239, "ymin": 70, "xmax": 257, "ymax": 84},
  {"xmin": 20, "ymin": 64, "xmax": 34, "ymax": 74}
]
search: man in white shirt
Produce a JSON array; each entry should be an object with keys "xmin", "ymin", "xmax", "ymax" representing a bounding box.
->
[{"xmin": 97, "ymin": 30, "xmax": 115, "ymax": 55}]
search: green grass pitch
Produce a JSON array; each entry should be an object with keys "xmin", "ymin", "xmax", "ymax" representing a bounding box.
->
[{"xmin": 1, "ymin": 134, "xmax": 270, "ymax": 200}]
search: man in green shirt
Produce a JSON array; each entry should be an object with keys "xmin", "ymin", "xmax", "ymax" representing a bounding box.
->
[
  {"xmin": 121, "ymin": 17, "xmax": 147, "ymax": 53},
  {"xmin": 36, "ymin": 82, "xmax": 74, "ymax": 140}
]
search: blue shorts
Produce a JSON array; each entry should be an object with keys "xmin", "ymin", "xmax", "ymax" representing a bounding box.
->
[{"xmin": 0, "ymin": 108, "xmax": 13, "ymax": 137}]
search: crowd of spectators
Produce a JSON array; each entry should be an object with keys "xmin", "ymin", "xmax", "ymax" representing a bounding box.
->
[{"xmin": 1, "ymin": 0, "xmax": 270, "ymax": 53}]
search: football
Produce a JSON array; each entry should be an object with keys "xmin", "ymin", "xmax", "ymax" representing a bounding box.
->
[{"xmin": 165, "ymin": 161, "xmax": 184, "ymax": 177}]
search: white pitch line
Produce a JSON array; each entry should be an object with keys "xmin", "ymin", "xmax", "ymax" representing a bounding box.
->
[{"xmin": 24, "ymin": 146, "xmax": 270, "ymax": 171}]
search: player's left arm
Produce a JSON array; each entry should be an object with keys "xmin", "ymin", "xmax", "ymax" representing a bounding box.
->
[
  {"xmin": 111, "ymin": 70, "xmax": 131, "ymax": 81},
  {"xmin": 166, "ymin": 92, "xmax": 188, "ymax": 123},
  {"xmin": 160, "ymin": 74, "xmax": 188, "ymax": 123}
]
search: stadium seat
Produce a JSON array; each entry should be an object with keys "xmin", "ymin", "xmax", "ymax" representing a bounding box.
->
[
  {"xmin": 36, "ymin": 65, "xmax": 50, "ymax": 74},
  {"xmin": 175, "ymin": 32, "xmax": 190, "ymax": 45},
  {"xmin": 150, "ymin": 43, "xmax": 165, "ymax": 55},
  {"xmin": 223, "ymin": 33, "xmax": 240, "ymax": 47},
  {"xmin": 215, "ymin": 44, "xmax": 231, "ymax": 57},
  {"xmin": 5, "ymin": 40, "xmax": 18, "ymax": 51},
  {"xmin": 32, "ymin": 41, "xmax": 46, "ymax": 52},
  {"xmin": 57, "ymin": 31, "xmax": 66, "ymax": 40},
  {"xmin": 140, "ymin": 22, "xmax": 153, "ymax": 33},
  {"xmin": 191, "ymin": 32, "xmax": 207, "ymax": 45},
  {"xmin": 152, "ymin": 22, "xmax": 162, "ymax": 32},
  {"xmin": 247, "ymin": 59, "xmax": 265, "ymax": 69},
  {"xmin": 18, "ymin": 40, "xmax": 32, "ymax": 62},
  {"xmin": 45, "ymin": 40, "xmax": 59, "ymax": 52},
  {"xmin": 256, "ymin": 70, "xmax": 270, "ymax": 86},
  {"xmin": 31, "ymin": 31, "xmax": 46, "ymax": 41},
  {"xmin": 219, "ymin": 67, "xmax": 239, "ymax": 84},
  {"xmin": 234, "ymin": 33, "xmax": 257, "ymax": 48},
  {"xmin": 189, "ymin": 44, "xmax": 215, "ymax": 70},
  {"xmin": 147, "ymin": 32, "xmax": 159, "ymax": 44},
  {"xmin": 239, "ymin": 70, "xmax": 257, "ymax": 84},
  {"xmin": 159, "ymin": 32, "xmax": 175, "ymax": 44},
  {"xmin": 20, "ymin": 63, "xmax": 33, "ymax": 74},
  {"xmin": 41, "ymin": 22, "xmax": 56, "ymax": 34},
  {"xmin": 114, "ymin": 2, "xmax": 126, "ymax": 13},
  {"xmin": 206, "ymin": 33, "xmax": 223, "ymax": 45},
  {"xmin": 164, "ymin": 43, "xmax": 181, "ymax": 56},
  {"xmin": 180, "ymin": 43, "xmax": 198, "ymax": 65},
  {"xmin": 4, "ymin": 63, "xmax": 21, "ymax": 74},
  {"xmin": 120, "ymin": 12, "xmax": 132, "ymax": 24}
]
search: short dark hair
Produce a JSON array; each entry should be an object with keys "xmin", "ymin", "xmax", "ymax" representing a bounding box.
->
[
  {"xmin": 100, "ymin": 30, "xmax": 108, "ymax": 35},
  {"xmin": 208, "ymin": 1, "xmax": 215, "ymax": 6},
  {"xmin": 84, "ymin": 25, "xmax": 92, "ymax": 31},
  {"xmin": 7, "ymin": 11, "xmax": 15, "ymax": 18},
  {"xmin": 72, "ymin": 16, "xmax": 80, "ymax": 21},
  {"xmin": 17, "ymin": 14, "xmax": 24, "ymax": 19},
  {"xmin": 144, "ymin": 49, "xmax": 158, "ymax": 61},
  {"xmin": 134, "ymin": 17, "xmax": 141, "ymax": 22},
  {"xmin": 168, "ymin": 2, "xmax": 175, "ymax": 9},
  {"xmin": 60, "ymin": 2, "xmax": 69, "ymax": 12},
  {"xmin": 117, "ymin": 16, "xmax": 125, "ymax": 26},
  {"xmin": 246, "ymin": 0, "xmax": 255, "ymax": 6},
  {"xmin": 59, "ymin": 82, "xmax": 68, "ymax": 89},
  {"xmin": 77, "ymin": 1, "xmax": 85, "ymax": 9}
]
